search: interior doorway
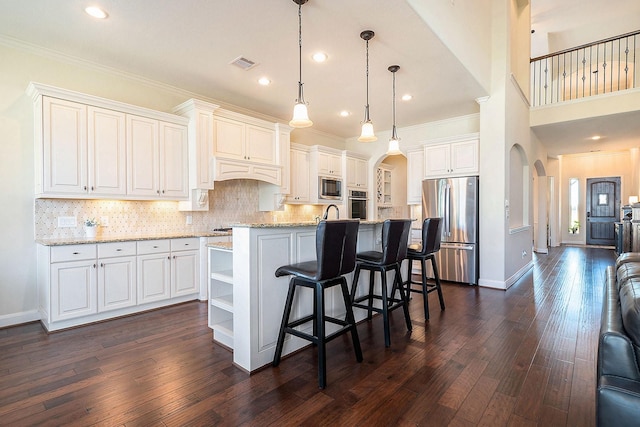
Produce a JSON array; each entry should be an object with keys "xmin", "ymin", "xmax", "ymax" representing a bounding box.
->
[{"xmin": 586, "ymin": 176, "xmax": 620, "ymax": 246}]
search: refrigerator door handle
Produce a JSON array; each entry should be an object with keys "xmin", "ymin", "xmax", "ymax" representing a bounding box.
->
[{"xmin": 444, "ymin": 184, "xmax": 451, "ymax": 236}]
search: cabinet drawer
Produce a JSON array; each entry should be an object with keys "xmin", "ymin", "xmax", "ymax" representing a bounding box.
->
[
  {"xmin": 171, "ymin": 237, "xmax": 200, "ymax": 251},
  {"xmin": 51, "ymin": 244, "xmax": 97, "ymax": 263},
  {"xmin": 137, "ymin": 239, "xmax": 170, "ymax": 255},
  {"xmin": 98, "ymin": 241, "xmax": 137, "ymax": 258}
]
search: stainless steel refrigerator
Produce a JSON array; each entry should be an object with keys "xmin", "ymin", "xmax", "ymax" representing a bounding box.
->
[{"xmin": 422, "ymin": 176, "xmax": 479, "ymax": 285}]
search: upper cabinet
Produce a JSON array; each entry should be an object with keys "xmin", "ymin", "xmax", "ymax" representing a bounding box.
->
[
  {"xmin": 286, "ymin": 144, "xmax": 311, "ymax": 203},
  {"xmin": 311, "ymin": 149, "xmax": 342, "ymax": 178},
  {"xmin": 406, "ymin": 147, "xmax": 424, "ymax": 205},
  {"xmin": 424, "ymin": 137, "xmax": 479, "ymax": 178},
  {"xmin": 28, "ymin": 82, "xmax": 189, "ymax": 201},
  {"xmin": 211, "ymin": 110, "xmax": 287, "ymax": 186},
  {"xmin": 345, "ymin": 153, "xmax": 369, "ymax": 190}
]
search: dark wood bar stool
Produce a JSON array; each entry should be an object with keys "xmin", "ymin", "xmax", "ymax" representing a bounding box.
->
[
  {"xmin": 350, "ymin": 219, "xmax": 412, "ymax": 347},
  {"xmin": 272, "ymin": 219, "xmax": 362, "ymax": 389},
  {"xmin": 404, "ymin": 217, "xmax": 445, "ymax": 320}
]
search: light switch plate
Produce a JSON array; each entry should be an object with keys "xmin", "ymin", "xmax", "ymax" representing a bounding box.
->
[{"xmin": 57, "ymin": 216, "xmax": 77, "ymax": 228}]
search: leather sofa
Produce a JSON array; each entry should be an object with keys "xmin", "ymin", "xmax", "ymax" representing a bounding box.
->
[{"xmin": 597, "ymin": 252, "xmax": 640, "ymax": 426}]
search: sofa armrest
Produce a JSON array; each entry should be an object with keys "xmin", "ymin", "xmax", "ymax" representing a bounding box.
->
[
  {"xmin": 598, "ymin": 267, "xmax": 640, "ymax": 380},
  {"xmin": 597, "ymin": 375, "xmax": 640, "ymax": 427}
]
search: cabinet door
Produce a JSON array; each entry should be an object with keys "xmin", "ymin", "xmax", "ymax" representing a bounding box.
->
[
  {"xmin": 330, "ymin": 154, "xmax": 343, "ymax": 177},
  {"xmin": 346, "ymin": 157, "xmax": 367, "ymax": 188},
  {"xmin": 51, "ymin": 260, "xmax": 97, "ymax": 321},
  {"xmin": 407, "ymin": 149, "xmax": 424, "ymax": 204},
  {"xmin": 451, "ymin": 140, "xmax": 479, "ymax": 175},
  {"xmin": 159, "ymin": 122, "xmax": 188, "ymax": 199},
  {"xmin": 42, "ymin": 97, "xmax": 87, "ymax": 194},
  {"xmin": 289, "ymin": 149, "xmax": 310, "ymax": 202},
  {"xmin": 346, "ymin": 157, "xmax": 358, "ymax": 187},
  {"xmin": 88, "ymin": 106, "xmax": 126, "ymax": 196},
  {"xmin": 127, "ymin": 115, "xmax": 159, "ymax": 196},
  {"xmin": 137, "ymin": 253, "xmax": 171, "ymax": 304},
  {"xmin": 214, "ymin": 117, "xmax": 244, "ymax": 160},
  {"xmin": 246, "ymin": 125, "xmax": 276, "ymax": 165},
  {"xmin": 424, "ymin": 144, "xmax": 451, "ymax": 177},
  {"xmin": 172, "ymin": 250, "xmax": 199, "ymax": 297},
  {"xmin": 97, "ymin": 256, "xmax": 136, "ymax": 312},
  {"xmin": 317, "ymin": 152, "xmax": 342, "ymax": 177}
]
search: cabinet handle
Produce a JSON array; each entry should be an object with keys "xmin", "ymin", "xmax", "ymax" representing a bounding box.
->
[
  {"xmin": 91, "ymin": 186, "xmax": 94, "ymax": 191},
  {"xmin": 162, "ymin": 190, "xmax": 165, "ymax": 194},
  {"xmin": 157, "ymin": 190, "xmax": 160, "ymax": 194},
  {"xmin": 72, "ymin": 252, "xmax": 79, "ymax": 255},
  {"xmin": 167, "ymin": 256, "xmax": 171, "ymax": 260},
  {"xmin": 173, "ymin": 255, "xmax": 176, "ymax": 259},
  {"xmin": 83, "ymin": 186, "xmax": 87, "ymax": 191},
  {"xmin": 93, "ymin": 264, "xmax": 96, "ymax": 268},
  {"xmin": 116, "ymin": 248, "xmax": 122, "ymax": 251},
  {"xmin": 100, "ymin": 263, "xmax": 104, "ymax": 267},
  {"xmin": 153, "ymin": 245, "xmax": 159, "ymax": 248}
]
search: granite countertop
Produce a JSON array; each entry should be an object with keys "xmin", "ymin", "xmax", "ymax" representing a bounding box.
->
[{"xmin": 36, "ymin": 230, "xmax": 232, "ymax": 246}]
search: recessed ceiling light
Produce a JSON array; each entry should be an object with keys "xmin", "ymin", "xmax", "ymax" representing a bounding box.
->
[
  {"xmin": 339, "ymin": 111, "xmax": 351, "ymax": 117},
  {"xmin": 312, "ymin": 52, "xmax": 328, "ymax": 63},
  {"xmin": 85, "ymin": 6, "xmax": 108, "ymax": 19},
  {"xmin": 402, "ymin": 94, "xmax": 413, "ymax": 101},
  {"xmin": 258, "ymin": 77, "xmax": 271, "ymax": 86},
  {"xmin": 591, "ymin": 135, "xmax": 601, "ymax": 140}
]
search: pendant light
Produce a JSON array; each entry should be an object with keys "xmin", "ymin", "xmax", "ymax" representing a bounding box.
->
[
  {"xmin": 386, "ymin": 65, "xmax": 402, "ymax": 155},
  {"xmin": 289, "ymin": 0, "xmax": 312, "ymax": 128},
  {"xmin": 358, "ymin": 30, "xmax": 377, "ymax": 142}
]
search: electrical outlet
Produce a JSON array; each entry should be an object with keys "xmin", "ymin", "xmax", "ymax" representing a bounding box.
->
[
  {"xmin": 186, "ymin": 215, "xmax": 192, "ymax": 225},
  {"xmin": 57, "ymin": 216, "xmax": 77, "ymax": 228},
  {"xmin": 100, "ymin": 216, "xmax": 109, "ymax": 227}
]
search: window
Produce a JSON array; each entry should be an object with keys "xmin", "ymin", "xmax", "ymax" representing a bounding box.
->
[{"xmin": 569, "ymin": 178, "xmax": 580, "ymax": 234}]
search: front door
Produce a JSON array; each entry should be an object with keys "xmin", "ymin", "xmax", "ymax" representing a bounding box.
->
[{"xmin": 586, "ymin": 177, "xmax": 620, "ymax": 246}]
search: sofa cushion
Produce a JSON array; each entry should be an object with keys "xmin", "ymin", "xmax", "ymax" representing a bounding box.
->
[
  {"xmin": 619, "ymin": 277, "xmax": 640, "ymax": 348},
  {"xmin": 616, "ymin": 252, "xmax": 640, "ymax": 269},
  {"xmin": 617, "ymin": 263, "xmax": 640, "ymax": 290}
]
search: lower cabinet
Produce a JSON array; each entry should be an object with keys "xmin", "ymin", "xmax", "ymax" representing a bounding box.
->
[{"xmin": 38, "ymin": 237, "xmax": 201, "ymax": 331}]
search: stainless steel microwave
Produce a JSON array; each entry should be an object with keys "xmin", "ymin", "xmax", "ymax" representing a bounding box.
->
[{"xmin": 318, "ymin": 176, "xmax": 342, "ymax": 200}]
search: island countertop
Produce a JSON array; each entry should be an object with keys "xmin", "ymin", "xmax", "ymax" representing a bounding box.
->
[{"xmin": 231, "ymin": 219, "xmax": 388, "ymax": 228}]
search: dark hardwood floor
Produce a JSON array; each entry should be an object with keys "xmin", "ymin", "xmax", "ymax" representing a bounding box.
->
[{"xmin": 0, "ymin": 245, "xmax": 615, "ymax": 426}]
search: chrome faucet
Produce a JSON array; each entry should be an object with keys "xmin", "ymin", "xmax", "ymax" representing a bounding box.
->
[{"xmin": 323, "ymin": 204, "xmax": 340, "ymax": 220}]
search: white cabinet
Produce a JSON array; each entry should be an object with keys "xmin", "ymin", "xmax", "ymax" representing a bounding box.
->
[
  {"xmin": 286, "ymin": 146, "xmax": 311, "ymax": 203},
  {"xmin": 213, "ymin": 116, "xmax": 276, "ymax": 165},
  {"xmin": 170, "ymin": 238, "xmax": 200, "ymax": 297},
  {"xmin": 316, "ymin": 150, "xmax": 342, "ymax": 178},
  {"xmin": 97, "ymin": 242, "xmax": 137, "ymax": 313},
  {"xmin": 49, "ymin": 244, "xmax": 98, "ymax": 322},
  {"xmin": 407, "ymin": 147, "xmax": 424, "ymax": 204},
  {"xmin": 28, "ymin": 83, "xmax": 190, "ymax": 201},
  {"xmin": 89, "ymin": 106, "xmax": 127, "ymax": 196},
  {"xmin": 136, "ymin": 240, "xmax": 172, "ymax": 304},
  {"xmin": 346, "ymin": 155, "xmax": 368, "ymax": 189},
  {"xmin": 208, "ymin": 245, "xmax": 234, "ymax": 349},
  {"xmin": 38, "ymin": 97, "xmax": 127, "ymax": 197},
  {"xmin": 127, "ymin": 116, "xmax": 188, "ymax": 199},
  {"xmin": 38, "ymin": 237, "xmax": 202, "ymax": 332},
  {"xmin": 424, "ymin": 138, "xmax": 478, "ymax": 178},
  {"xmin": 376, "ymin": 165, "xmax": 393, "ymax": 206}
]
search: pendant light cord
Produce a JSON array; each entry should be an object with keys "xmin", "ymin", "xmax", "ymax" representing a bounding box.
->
[
  {"xmin": 297, "ymin": 2, "xmax": 303, "ymax": 102},
  {"xmin": 365, "ymin": 38, "xmax": 370, "ymax": 120},
  {"xmin": 392, "ymin": 70, "xmax": 396, "ymax": 137}
]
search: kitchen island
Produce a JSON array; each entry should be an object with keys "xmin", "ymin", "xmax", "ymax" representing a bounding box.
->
[{"xmin": 208, "ymin": 220, "xmax": 389, "ymax": 373}]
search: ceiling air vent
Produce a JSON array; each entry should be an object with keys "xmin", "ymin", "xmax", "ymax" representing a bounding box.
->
[{"xmin": 230, "ymin": 56, "xmax": 257, "ymax": 70}]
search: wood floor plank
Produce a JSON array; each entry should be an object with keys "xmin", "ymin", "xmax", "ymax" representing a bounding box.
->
[{"xmin": 0, "ymin": 246, "xmax": 616, "ymax": 426}]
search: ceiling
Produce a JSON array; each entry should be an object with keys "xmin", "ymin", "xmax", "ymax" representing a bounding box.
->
[{"xmin": 0, "ymin": 0, "xmax": 638, "ymax": 155}]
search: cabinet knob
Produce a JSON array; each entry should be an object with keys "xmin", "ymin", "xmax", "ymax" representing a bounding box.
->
[
  {"xmin": 162, "ymin": 190, "xmax": 165, "ymax": 194},
  {"xmin": 83, "ymin": 186, "xmax": 87, "ymax": 191},
  {"xmin": 167, "ymin": 256, "xmax": 171, "ymax": 260},
  {"xmin": 91, "ymin": 186, "xmax": 94, "ymax": 191},
  {"xmin": 157, "ymin": 190, "xmax": 160, "ymax": 194},
  {"xmin": 93, "ymin": 264, "xmax": 96, "ymax": 268},
  {"xmin": 100, "ymin": 263, "xmax": 104, "ymax": 267}
]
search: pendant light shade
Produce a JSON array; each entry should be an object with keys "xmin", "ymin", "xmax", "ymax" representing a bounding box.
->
[
  {"xmin": 386, "ymin": 65, "xmax": 402, "ymax": 155},
  {"xmin": 358, "ymin": 30, "xmax": 377, "ymax": 142},
  {"xmin": 289, "ymin": 0, "xmax": 312, "ymax": 128}
]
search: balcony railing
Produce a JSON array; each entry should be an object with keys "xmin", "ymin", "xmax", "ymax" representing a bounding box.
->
[{"xmin": 530, "ymin": 30, "xmax": 639, "ymax": 107}]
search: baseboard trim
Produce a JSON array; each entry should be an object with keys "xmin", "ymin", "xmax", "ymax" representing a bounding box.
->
[{"xmin": 0, "ymin": 310, "xmax": 40, "ymax": 329}]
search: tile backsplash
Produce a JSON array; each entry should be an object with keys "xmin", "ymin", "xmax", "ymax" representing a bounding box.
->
[{"xmin": 35, "ymin": 180, "xmax": 327, "ymax": 239}]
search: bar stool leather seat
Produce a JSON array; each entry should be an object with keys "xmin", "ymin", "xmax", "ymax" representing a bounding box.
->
[{"xmin": 272, "ymin": 219, "xmax": 362, "ymax": 389}]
